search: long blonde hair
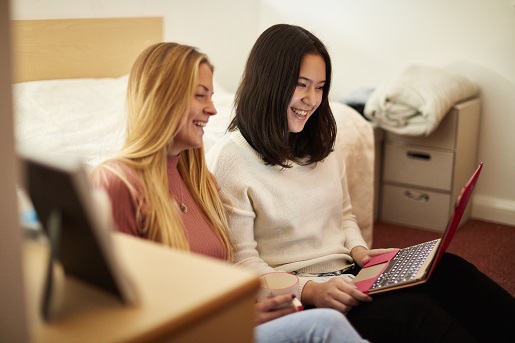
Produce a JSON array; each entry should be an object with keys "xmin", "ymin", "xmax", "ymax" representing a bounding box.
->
[{"xmin": 96, "ymin": 43, "xmax": 233, "ymax": 260}]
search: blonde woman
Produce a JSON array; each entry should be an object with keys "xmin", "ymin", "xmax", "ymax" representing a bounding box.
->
[{"xmin": 92, "ymin": 42, "xmax": 368, "ymax": 343}]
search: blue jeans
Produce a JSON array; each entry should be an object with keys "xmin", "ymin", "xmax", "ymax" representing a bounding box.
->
[{"xmin": 255, "ymin": 308, "xmax": 368, "ymax": 343}]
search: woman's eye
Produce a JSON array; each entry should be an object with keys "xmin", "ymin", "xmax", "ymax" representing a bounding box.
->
[
  {"xmin": 297, "ymin": 82, "xmax": 306, "ymax": 88},
  {"xmin": 196, "ymin": 94, "xmax": 206, "ymax": 99}
]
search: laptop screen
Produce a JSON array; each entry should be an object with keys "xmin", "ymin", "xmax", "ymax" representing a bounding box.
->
[{"xmin": 427, "ymin": 162, "xmax": 483, "ymax": 276}]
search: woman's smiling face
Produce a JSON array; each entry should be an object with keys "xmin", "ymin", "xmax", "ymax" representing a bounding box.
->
[
  {"xmin": 287, "ymin": 53, "xmax": 326, "ymax": 133},
  {"xmin": 170, "ymin": 62, "xmax": 217, "ymax": 155}
]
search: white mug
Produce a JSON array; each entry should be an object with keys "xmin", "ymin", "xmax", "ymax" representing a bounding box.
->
[{"xmin": 257, "ymin": 272, "xmax": 300, "ymax": 303}]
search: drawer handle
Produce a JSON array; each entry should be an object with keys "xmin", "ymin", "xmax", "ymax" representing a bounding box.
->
[
  {"xmin": 404, "ymin": 190, "xmax": 430, "ymax": 202},
  {"xmin": 406, "ymin": 151, "xmax": 431, "ymax": 160}
]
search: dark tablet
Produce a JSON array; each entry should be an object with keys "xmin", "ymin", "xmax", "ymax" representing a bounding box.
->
[{"xmin": 19, "ymin": 149, "xmax": 137, "ymax": 319}]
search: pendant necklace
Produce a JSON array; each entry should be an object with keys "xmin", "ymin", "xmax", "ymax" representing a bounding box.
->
[{"xmin": 178, "ymin": 182, "xmax": 188, "ymax": 213}]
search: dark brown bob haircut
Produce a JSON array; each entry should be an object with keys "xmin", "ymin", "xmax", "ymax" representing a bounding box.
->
[{"xmin": 229, "ymin": 24, "xmax": 336, "ymax": 168}]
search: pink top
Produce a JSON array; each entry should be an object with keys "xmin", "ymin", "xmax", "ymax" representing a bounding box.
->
[{"xmin": 92, "ymin": 155, "xmax": 227, "ymax": 260}]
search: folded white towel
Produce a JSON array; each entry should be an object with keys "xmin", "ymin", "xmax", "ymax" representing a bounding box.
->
[{"xmin": 364, "ymin": 65, "xmax": 479, "ymax": 136}]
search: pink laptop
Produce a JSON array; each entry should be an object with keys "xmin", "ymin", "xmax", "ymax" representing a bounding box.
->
[{"xmin": 353, "ymin": 163, "xmax": 483, "ymax": 294}]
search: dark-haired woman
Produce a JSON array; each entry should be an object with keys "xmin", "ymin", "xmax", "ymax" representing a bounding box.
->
[{"xmin": 207, "ymin": 24, "xmax": 515, "ymax": 343}]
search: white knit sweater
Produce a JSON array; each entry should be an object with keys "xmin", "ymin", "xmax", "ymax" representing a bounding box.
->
[{"xmin": 206, "ymin": 130, "xmax": 368, "ymax": 295}]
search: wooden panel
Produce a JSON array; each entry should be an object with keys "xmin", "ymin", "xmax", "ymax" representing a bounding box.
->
[
  {"xmin": 24, "ymin": 233, "xmax": 259, "ymax": 343},
  {"xmin": 11, "ymin": 17, "xmax": 163, "ymax": 82}
]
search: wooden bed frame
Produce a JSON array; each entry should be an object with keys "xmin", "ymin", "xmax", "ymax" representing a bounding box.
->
[{"xmin": 11, "ymin": 17, "xmax": 163, "ymax": 83}]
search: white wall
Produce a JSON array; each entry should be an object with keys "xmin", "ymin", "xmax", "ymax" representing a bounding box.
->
[{"xmin": 10, "ymin": 0, "xmax": 515, "ymax": 225}]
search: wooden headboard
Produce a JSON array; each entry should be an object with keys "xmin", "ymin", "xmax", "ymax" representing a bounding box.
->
[{"xmin": 11, "ymin": 17, "xmax": 163, "ymax": 83}]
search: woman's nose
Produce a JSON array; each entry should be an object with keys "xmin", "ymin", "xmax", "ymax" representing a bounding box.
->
[
  {"xmin": 303, "ymin": 89, "xmax": 316, "ymax": 107},
  {"xmin": 205, "ymin": 100, "xmax": 217, "ymax": 116}
]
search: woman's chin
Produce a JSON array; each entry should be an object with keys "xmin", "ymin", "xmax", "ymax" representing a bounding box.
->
[{"xmin": 288, "ymin": 125, "xmax": 306, "ymax": 133}]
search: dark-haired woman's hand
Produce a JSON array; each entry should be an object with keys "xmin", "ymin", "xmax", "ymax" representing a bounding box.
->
[
  {"xmin": 351, "ymin": 246, "xmax": 399, "ymax": 267},
  {"xmin": 301, "ymin": 278, "xmax": 372, "ymax": 314}
]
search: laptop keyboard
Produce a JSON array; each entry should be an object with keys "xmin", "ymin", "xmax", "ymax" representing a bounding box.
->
[{"xmin": 370, "ymin": 239, "xmax": 439, "ymax": 290}]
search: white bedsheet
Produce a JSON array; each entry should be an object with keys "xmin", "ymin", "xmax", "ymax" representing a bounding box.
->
[
  {"xmin": 13, "ymin": 76, "xmax": 237, "ymax": 165},
  {"xmin": 14, "ymin": 76, "xmax": 128, "ymax": 166},
  {"xmin": 332, "ymin": 102, "xmax": 375, "ymax": 247},
  {"xmin": 13, "ymin": 77, "xmax": 375, "ymax": 246}
]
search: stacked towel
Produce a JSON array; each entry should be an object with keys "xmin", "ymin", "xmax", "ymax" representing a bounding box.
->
[{"xmin": 364, "ymin": 65, "xmax": 479, "ymax": 136}]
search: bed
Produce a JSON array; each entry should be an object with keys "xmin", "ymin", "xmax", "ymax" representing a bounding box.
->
[{"xmin": 11, "ymin": 17, "xmax": 375, "ymax": 247}]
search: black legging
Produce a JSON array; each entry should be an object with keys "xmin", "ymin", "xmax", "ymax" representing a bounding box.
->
[{"xmin": 346, "ymin": 253, "xmax": 515, "ymax": 342}]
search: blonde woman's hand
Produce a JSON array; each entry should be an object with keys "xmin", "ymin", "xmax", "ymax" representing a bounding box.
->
[
  {"xmin": 302, "ymin": 278, "xmax": 372, "ymax": 314},
  {"xmin": 254, "ymin": 294, "xmax": 298, "ymax": 325}
]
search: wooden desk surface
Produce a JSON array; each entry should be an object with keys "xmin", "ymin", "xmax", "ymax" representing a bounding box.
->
[{"xmin": 24, "ymin": 233, "xmax": 260, "ymax": 342}]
